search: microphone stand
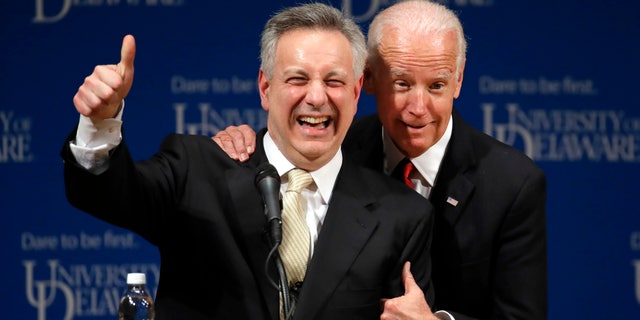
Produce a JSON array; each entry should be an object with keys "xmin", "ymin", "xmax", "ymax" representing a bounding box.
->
[
  {"xmin": 276, "ymin": 255, "xmax": 293, "ymax": 319},
  {"xmin": 256, "ymin": 164, "xmax": 294, "ymax": 318},
  {"xmin": 266, "ymin": 234, "xmax": 294, "ymax": 319}
]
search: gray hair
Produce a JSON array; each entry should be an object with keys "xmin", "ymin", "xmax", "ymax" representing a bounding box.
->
[
  {"xmin": 367, "ymin": 0, "xmax": 467, "ymax": 76},
  {"xmin": 260, "ymin": 3, "xmax": 367, "ymax": 79}
]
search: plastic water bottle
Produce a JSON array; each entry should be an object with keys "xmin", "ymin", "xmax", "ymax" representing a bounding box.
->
[{"xmin": 118, "ymin": 273, "xmax": 155, "ymax": 320}]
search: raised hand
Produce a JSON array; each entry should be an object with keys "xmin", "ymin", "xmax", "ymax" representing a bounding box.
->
[{"xmin": 73, "ymin": 34, "xmax": 136, "ymax": 121}]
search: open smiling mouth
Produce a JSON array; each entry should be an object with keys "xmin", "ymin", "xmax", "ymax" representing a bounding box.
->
[{"xmin": 298, "ymin": 116, "xmax": 332, "ymax": 129}]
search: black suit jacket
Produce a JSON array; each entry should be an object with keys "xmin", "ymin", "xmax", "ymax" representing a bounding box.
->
[
  {"xmin": 61, "ymin": 128, "xmax": 435, "ymax": 320},
  {"xmin": 343, "ymin": 110, "xmax": 547, "ymax": 320}
]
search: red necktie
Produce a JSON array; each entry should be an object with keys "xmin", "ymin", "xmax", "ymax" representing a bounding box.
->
[{"xmin": 392, "ymin": 158, "xmax": 415, "ymax": 189}]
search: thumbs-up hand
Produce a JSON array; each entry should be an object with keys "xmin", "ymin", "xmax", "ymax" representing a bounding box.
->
[
  {"xmin": 73, "ymin": 34, "xmax": 136, "ymax": 121},
  {"xmin": 380, "ymin": 261, "xmax": 439, "ymax": 320}
]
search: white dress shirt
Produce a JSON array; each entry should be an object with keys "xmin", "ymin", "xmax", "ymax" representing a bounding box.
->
[
  {"xmin": 383, "ymin": 115, "xmax": 453, "ymax": 199},
  {"xmin": 262, "ymin": 133, "xmax": 340, "ymax": 256}
]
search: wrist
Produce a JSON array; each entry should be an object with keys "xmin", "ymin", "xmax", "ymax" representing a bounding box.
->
[{"xmin": 434, "ymin": 310, "xmax": 453, "ymax": 320}]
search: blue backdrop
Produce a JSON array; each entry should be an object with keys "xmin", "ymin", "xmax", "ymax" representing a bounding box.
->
[{"xmin": 2, "ymin": 0, "xmax": 639, "ymax": 318}]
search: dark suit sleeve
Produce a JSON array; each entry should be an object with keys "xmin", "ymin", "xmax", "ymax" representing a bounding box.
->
[
  {"xmin": 62, "ymin": 132, "xmax": 191, "ymax": 245},
  {"xmin": 491, "ymin": 168, "xmax": 547, "ymax": 320}
]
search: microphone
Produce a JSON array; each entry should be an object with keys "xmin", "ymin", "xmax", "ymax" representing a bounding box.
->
[{"xmin": 255, "ymin": 163, "xmax": 282, "ymax": 245}]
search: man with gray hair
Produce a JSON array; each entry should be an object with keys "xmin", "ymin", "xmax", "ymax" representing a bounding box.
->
[
  {"xmin": 61, "ymin": 3, "xmax": 436, "ymax": 319},
  {"xmin": 215, "ymin": 1, "xmax": 547, "ymax": 319}
]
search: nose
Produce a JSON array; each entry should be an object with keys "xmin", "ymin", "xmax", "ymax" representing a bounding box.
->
[
  {"xmin": 406, "ymin": 89, "xmax": 430, "ymax": 116},
  {"xmin": 305, "ymin": 80, "xmax": 328, "ymax": 108}
]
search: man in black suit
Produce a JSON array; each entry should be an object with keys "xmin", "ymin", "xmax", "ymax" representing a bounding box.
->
[
  {"xmin": 61, "ymin": 3, "xmax": 436, "ymax": 320},
  {"xmin": 213, "ymin": 1, "xmax": 547, "ymax": 320}
]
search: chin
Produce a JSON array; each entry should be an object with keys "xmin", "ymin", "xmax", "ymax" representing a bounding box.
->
[
  {"xmin": 299, "ymin": 143, "xmax": 337, "ymax": 159},
  {"xmin": 400, "ymin": 140, "xmax": 429, "ymax": 156}
]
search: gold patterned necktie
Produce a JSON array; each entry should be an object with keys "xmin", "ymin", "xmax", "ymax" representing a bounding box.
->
[{"xmin": 279, "ymin": 168, "xmax": 313, "ymax": 287}]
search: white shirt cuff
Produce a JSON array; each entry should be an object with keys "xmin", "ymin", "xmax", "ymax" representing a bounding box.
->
[
  {"xmin": 69, "ymin": 102, "xmax": 124, "ymax": 174},
  {"xmin": 434, "ymin": 310, "xmax": 455, "ymax": 320}
]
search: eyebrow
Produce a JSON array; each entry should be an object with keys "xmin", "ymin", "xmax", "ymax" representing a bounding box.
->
[
  {"xmin": 283, "ymin": 68, "xmax": 349, "ymax": 78},
  {"xmin": 389, "ymin": 68, "xmax": 453, "ymax": 80}
]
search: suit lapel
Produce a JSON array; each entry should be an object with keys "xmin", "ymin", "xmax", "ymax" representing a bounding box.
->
[
  {"xmin": 433, "ymin": 171, "xmax": 473, "ymax": 226},
  {"xmin": 431, "ymin": 110, "xmax": 477, "ymax": 226},
  {"xmin": 293, "ymin": 161, "xmax": 379, "ymax": 319}
]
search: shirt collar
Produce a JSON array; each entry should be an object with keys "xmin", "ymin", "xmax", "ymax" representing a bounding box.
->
[
  {"xmin": 383, "ymin": 114, "xmax": 453, "ymax": 187},
  {"xmin": 263, "ymin": 132, "xmax": 341, "ymax": 204}
]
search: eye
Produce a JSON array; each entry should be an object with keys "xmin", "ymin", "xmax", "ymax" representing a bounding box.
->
[
  {"xmin": 326, "ymin": 79, "xmax": 345, "ymax": 87},
  {"xmin": 287, "ymin": 77, "xmax": 307, "ymax": 85},
  {"xmin": 431, "ymin": 82, "xmax": 445, "ymax": 90},
  {"xmin": 394, "ymin": 80, "xmax": 410, "ymax": 91}
]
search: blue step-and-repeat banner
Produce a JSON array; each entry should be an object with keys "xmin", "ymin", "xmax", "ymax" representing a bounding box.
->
[{"xmin": 2, "ymin": 0, "xmax": 639, "ymax": 318}]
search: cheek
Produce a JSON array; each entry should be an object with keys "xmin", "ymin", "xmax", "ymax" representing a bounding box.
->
[
  {"xmin": 376, "ymin": 93, "xmax": 404, "ymax": 115},
  {"xmin": 432, "ymin": 95, "xmax": 455, "ymax": 114},
  {"xmin": 278, "ymin": 84, "xmax": 306, "ymax": 102},
  {"xmin": 376, "ymin": 108, "xmax": 397, "ymax": 131}
]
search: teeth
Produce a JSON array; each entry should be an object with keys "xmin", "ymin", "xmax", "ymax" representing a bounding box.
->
[{"xmin": 299, "ymin": 116, "xmax": 328, "ymax": 124}]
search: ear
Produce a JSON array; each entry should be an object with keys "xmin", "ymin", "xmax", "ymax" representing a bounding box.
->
[
  {"xmin": 453, "ymin": 59, "xmax": 466, "ymax": 99},
  {"xmin": 258, "ymin": 69, "xmax": 270, "ymax": 111}
]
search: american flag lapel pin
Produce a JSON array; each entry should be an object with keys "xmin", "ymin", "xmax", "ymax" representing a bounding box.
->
[{"xmin": 446, "ymin": 196, "xmax": 459, "ymax": 207}]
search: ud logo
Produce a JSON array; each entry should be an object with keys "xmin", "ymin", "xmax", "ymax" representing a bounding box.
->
[
  {"xmin": 482, "ymin": 103, "xmax": 637, "ymax": 162},
  {"xmin": 482, "ymin": 103, "xmax": 535, "ymax": 158},
  {"xmin": 173, "ymin": 103, "xmax": 267, "ymax": 136},
  {"xmin": 32, "ymin": 0, "xmax": 72, "ymax": 23},
  {"xmin": 32, "ymin": 0, "xmax": 185, "ymax": 23},
  {"xmin": 341, "ymin": 0, "xmax": 392, "ymax": 23},
  {"xmin": 24, "ymin": 260, "xmax": 74, "ymax": 320}
]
